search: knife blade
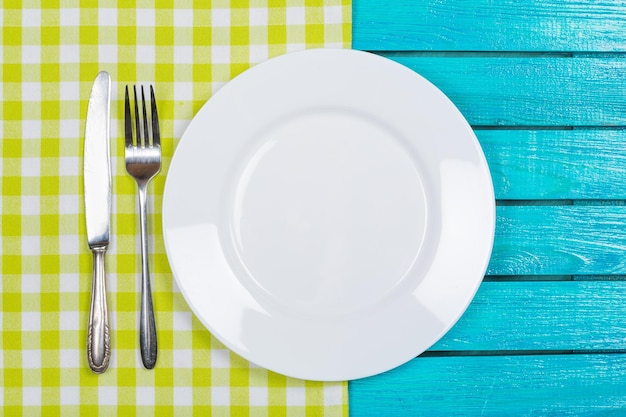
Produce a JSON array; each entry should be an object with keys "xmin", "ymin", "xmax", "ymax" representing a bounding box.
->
[{"xmin": 83, "ymin": 71, "xmax": 112, "ymax": 374}]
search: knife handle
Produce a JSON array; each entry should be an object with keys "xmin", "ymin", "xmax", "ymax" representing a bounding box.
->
[{"xmin": 87, "ymin": 247, "xmax": 111, "ymax": 373}]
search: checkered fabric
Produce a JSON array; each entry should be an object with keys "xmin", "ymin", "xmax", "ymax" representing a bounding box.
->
[{"xmin": 0, "ymin": 1, "xmax": 351, "ymax": 415}]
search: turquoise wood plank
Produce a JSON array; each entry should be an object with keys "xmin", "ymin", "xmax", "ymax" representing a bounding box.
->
[
  {"xmin": 385, "ymin": 56, "xmax": 626, "ymax": 126},
  {"xmin": 432, "ymin": 281, "xmax": 626, "ymax": 351},
  {"xmin": 478, "ymin": 130, "xmax": 626, "ymax": 200},
  {"xmin": 489, "ymin": 206, "xmax": 626, "ymax": 275},
  {"xmin": 353, "ymin": 0, "xmax": 626, "ymax": 52},
  {"xmin": 349, "ymin": 354, "xmax": 626, "ymax": 416}
]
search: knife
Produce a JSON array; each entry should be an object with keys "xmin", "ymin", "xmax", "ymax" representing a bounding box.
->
[{"xmin": 83, "ymin": 71, "xmax": 112, "ymax": 374}]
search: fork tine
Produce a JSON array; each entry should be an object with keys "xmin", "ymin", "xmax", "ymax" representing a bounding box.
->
[
  {"xmin": 133, "ymin": 85, "xmax": 142, "ymax": 146},
  {"xmin": 141, "ymin": 86, "xmax": 149, "ymax": 147},
  {"xmin": 124, "ymin": 86, "xmax": 133, "ymax": 147},
  {"xmin": 150, "ymin": 86, "xmax": 160, "ymax": 147}
]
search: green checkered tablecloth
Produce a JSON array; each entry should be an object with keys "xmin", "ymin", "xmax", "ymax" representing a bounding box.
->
[{"xmin": 0, "ymin": 1, "xmax": 350, "ymax": 415}]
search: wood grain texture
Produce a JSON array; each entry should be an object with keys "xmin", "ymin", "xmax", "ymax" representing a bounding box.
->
[
  {"xmin": 353, "ymin": 0, "xmax": 626, "ymax": 52},
  {"xmin": 386, "ymin": 55, "xmax": 626, "ymax": 126},
  {"xmin": 479, "ymin": 130, "xmax": 626, "ymax": 200},
  {"xmin": 349, "ymin": 354, "xmax": 626, "ymax": 416},
  {"xmin": 432, "ymin": 281, "xmax": 626, "ymax": 351},
  {"xmin": 490, "ymin": 206, "xmax": 626, "ymax": 275},
  {"xmin": 350, "ymin": 1, "xmax": 626, "ymax": 414}
]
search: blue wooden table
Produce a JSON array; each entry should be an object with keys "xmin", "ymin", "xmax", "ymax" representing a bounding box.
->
[{"xmin": 349, "ymin": 1, "xmax": 626, "ymax": 415}]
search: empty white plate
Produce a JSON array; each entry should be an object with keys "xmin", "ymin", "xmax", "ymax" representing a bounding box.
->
[{"xmin": 163, "ymin": 49, "xmax": 495, "ymax": 381}]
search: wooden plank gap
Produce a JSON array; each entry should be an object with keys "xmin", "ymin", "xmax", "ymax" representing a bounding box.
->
[
  {"xmin": 421, "ymin": 350, "xmax": 574, "ymax": 357},
  {"xmin": 573, "ymin": 200, "xmax": 626, "ymax": 206},
  {"xmin": 574, "ymin": 52, "xmax": 626, "ymax": 59},
  {"xmin": 483, "ymin": 275, "xmax": 573, "ymax": 282},
  {"xmin": 420, "ymin": 349, "xmax": 626, "ymax": 358},
  {"xmin": 572, "ymin": 275, "xmax": 626, "ymax": 281},
  {"xmin": 496, "ymin": 200, "xmax": 574, "ymax": 206},
  {"xmin": 375, "ymin": 51, "xmax": 575, "ymax": 58},
  {"xmin": 571, "ymin": 126, "xmax": 626, "ymax": 131},
  {"xmin": 473, "ymin": 125, "xmax": 574, "ymax": 131},
  {"xmin": 485, "ymin": 274, "xmax": 626, "ymax": 282}
]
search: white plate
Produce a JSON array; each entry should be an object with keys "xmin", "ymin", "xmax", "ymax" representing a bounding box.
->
[{"xmin": 163, "ymin": 49, "xmax": 495, "ymax": 381}]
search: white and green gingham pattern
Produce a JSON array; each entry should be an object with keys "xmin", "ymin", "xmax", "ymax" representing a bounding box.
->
[{"xmin": 1, "ymin": 1, "xmax": 350, "ymax": 415}]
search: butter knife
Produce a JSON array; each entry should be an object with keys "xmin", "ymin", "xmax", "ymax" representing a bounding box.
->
[{"xmin": 83, "ymin": 71, "xmax": 112, "ymax": 373}]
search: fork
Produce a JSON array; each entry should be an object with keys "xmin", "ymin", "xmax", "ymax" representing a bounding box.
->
[{"xmin": 124, "ymin": 85, "xmax": 161, "ymax": 369}]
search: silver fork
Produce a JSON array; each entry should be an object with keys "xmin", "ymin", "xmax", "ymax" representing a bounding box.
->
[{"xmin": 124, "ymin": 85, "xmax": 160, "ymax": 369}]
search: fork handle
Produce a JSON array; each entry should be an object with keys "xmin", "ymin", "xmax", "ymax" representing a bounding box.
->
[{"xmin": 138, "ymin": 183, "xmax": 157, "ymax": 369}]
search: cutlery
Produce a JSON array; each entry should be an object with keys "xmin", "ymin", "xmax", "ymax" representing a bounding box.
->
[
  {"xmin": 124, "ymin": 85, "xmax": 161, "ymax": 369},
  {"xmin": 83, "ymin": 71, "xmax": 112, "ymax": 374}
]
